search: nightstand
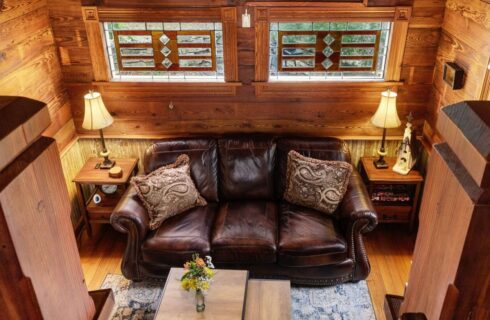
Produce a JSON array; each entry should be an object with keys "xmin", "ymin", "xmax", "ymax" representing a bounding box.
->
[
  {"xmin": 73, "ymin": 158, "xmax": 138, "ymax": 238},
  {"xmin": 359, "ymin": 157, "xmax": 423, "ymax": 231}
]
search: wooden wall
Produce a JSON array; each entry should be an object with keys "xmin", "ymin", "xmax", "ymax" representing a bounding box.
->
[
  {"xmin": 0, "ymin": 0, "xmax": 76, "ymax": 151},
  {"xmin": 48, "ymin": 0, "xmax": 446, "ymax": 139},
  {"xmin": 76, "ymin": 137, "xmax": 402, "ymax": 169},
  {"xmin": 427, "ymin": 0, "xmax": 490, "ymax": 135}
]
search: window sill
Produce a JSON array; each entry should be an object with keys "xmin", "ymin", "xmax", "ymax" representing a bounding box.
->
[
  {"xmin": 252, "ymin": 81, "xmax": 404, "ymax": 97},
  {"xmin": 92, "ymin": 81, "xmax": 242, "ymax": 97}
]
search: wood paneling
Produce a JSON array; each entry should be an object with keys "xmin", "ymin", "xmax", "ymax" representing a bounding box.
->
[
  {"xmin": 0, "ymin": 137, "xmax": 95, "ymax": 319},
  {"xmin": 48, "ymin": 1, "xmax": 445, "ymax": 139},
  {"xmin": 0, "ymin": 0, "xmax": 75, "ymax": 151},
  {"xmin": 426, "ymin": 0, "xmax": 490, "ymax": 138},
  {"xmin": 60, "ymin": 139, "xmax": 85, "ymax": 225},
  {"xmin": 75, "ymin": 136, "xmax": 404, "ymax": 171}
]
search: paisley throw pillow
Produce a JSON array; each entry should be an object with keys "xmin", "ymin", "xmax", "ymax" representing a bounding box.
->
[
  {"xmin": 131, "ymin": 154, "xmax": 207, "ymax": 230},
  {"xmin": 284, "ymin": 150, "xmax": 353, "ymax": 215}
]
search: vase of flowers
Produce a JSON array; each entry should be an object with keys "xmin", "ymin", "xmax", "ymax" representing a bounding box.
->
[{"xmin": 181, "ymin": 254, "xmax": 215, "ymax": 312}]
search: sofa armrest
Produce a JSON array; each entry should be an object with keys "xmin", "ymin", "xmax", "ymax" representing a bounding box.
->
[
  {"xmin": 339, "ymin": 170, "xmax": 378, "ymax": 281},
  {"xmin": 110, "ymin": 186, "xmax": 149, "ymax": 280},
  {"xmin": 111, "ymin": 186, "xmax": 149, "ymax": 237},
  {"xmin": 339, "ymin": 170, "xmax": 377, "ymax": 233}
]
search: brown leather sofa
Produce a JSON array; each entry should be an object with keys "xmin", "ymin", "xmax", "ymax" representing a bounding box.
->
[{"xmin": 111, "ymin": 136, "xmax": 377, "ymax": 285}]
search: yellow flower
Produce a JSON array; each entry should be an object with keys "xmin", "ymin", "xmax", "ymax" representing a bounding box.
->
[
  {"xmin": 204, "ymin": 267, "xmax": 215, "ymax": 278},
  {"xmin": 201, "ymin": 282, "xmax": 210, "ymax": 290},
  {"xmin": 181, "ymin": 279, "xmax": 191, "ymax": 291}
]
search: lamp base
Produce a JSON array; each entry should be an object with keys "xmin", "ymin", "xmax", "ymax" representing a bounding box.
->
[
  {"xmin": 373, "ymin": 157, "xmax": 389, "ymax": 169},
  {"xmin": 99, "ymin": 158, "xmax": 115, "ymax": 170}
]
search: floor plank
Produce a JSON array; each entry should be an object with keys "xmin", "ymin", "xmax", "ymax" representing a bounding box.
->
[{"xmin": 80, "ymin": 224, "xmax": 415, "ymax": 320}]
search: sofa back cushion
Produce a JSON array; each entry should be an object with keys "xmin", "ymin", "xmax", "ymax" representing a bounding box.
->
[
  {"xmin": 218, "ymin": 136, "xmax": 276, "ymax": 200},
  {"xmin": 276, "ymin": 137, "xmax": 352, "ymax": 198},
  {"xmin": 143, "ymin": 139, "xmax": 219, "ymax": 202}
]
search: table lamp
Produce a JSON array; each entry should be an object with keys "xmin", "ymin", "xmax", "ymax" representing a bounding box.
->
[
  {"xmin": 371, "ymin": 89, "xmax": 401, "ymax": 169},
  {"xmin": 82, "ymin": 91, "xmax": 115, "ymax": 169}
]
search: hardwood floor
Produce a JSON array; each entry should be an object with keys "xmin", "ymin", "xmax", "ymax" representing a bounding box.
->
[
  {"xmin": 80, "ymin": 224, "xmax": 415, "ymax": 320},
  {"xmin": 365, "ymin": 225, "xmax": 416, "ymax": 320}
]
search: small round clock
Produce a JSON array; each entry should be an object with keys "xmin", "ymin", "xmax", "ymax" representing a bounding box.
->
[{"xmin": 101, "ymin": 184, "xmax": 118, "ymax": 195}]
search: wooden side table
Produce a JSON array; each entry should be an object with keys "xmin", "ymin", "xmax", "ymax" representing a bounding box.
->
[
  {"xmin": 73, "ymin": 158, "xmax": 138, "ymax": 237},
  {"xmin": 359, "ymin": 157, "xmax": 423, "ymax": 231}
]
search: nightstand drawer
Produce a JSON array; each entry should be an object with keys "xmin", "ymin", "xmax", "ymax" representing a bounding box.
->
[
  {"xmin": 87, "ymin": 210, "xmax": 113, "ymax": 222},
  {"xmin": 375, "ymin": 205, "xmax": 411, "ymax": 223},
  {"xmin": 86, "ymin": 189, "xmax": 123, "ymax": 222}
]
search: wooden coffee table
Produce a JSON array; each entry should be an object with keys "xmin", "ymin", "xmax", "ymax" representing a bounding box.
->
[{"xmin": 155, "ymin": 268, "xmax": 291, "ymax": 320}]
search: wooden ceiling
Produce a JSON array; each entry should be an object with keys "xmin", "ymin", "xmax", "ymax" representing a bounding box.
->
[{"xmin": 81, "ymin": 0, "xmax": 413, "ymax": 7}]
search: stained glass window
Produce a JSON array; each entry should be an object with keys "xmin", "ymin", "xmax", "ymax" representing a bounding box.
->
[
  {"xmin": 269, "ymin": 21, "xmax": 391, "ymax": 81},
  {"xmin": 104, "ymin": 22, "xmax": 224, "ymax": 81}
]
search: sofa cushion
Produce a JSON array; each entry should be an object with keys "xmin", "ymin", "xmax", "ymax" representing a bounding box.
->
[
  {"xmin": 218, "ymin": 137, "xmax": 276, "ymax": 200},
  {"xmin": 211, "ymin": 201, "xmax": 278, "ymax": 263},
  {"xmin": 284, "ymin": 150, "xmax": 353, "ymax": 215},
  {"xmin": 276, "ymin": 137, "xmax": 352, "ymax": 199},
  {"xmin": 131, "ymin": 154, "xmax": 207, "ymax": 230},
  {"xmin": 141, "ymin": 203, "xmax": 218, "ymax": 266},
  {"xmin": 143, "ymin": 139, "xmax": 219, "ymax": 202},
  {"xmin": 278, "ymin": 202, "xmax": 348, "ymax": 267}
]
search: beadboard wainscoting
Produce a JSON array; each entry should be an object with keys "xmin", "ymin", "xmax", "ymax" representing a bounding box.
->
[{"xmin": 60, "ymin": 137, "xmax": 413, "ymax": 226}]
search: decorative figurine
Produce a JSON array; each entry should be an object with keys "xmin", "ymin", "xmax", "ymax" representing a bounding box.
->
[{"xmin": 393, "ymin": 113, "xmax": 420, "ymax": 175}]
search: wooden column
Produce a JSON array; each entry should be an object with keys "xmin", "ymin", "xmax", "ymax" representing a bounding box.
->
[
  {"xmin": 254, "ymin": 8, "xmax": 269, "ymax": 82},
  {"xmin": 0, "ymin": 97, "xmax": 96, "ymax": 319},
  {"xmin": 221, "ymin": 7, "xmax": 239, "ymax": 82},
  {"xmin": 82, "ymin": 6, "xmax": 110, "ymax": 82},
  {"xmin": 385, "ymin": 7, "xmax": 411, "ymax": 81},
  {"xmin": 400, "ymin": 101, "xmax": 490, "ymax": 320}
]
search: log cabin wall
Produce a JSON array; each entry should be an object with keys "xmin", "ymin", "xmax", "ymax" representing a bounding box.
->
[
  {"xmin": 0, "ymin": 0, "xmax": 77, "ymax": 151},
  {"xmin": 426, "ymin": 0, "xmax": 490, "ymax": 140},
  {"xmin": 48, "ymin": 0, "xmax": 445, "ymax": 139},
  {"xmin": 0, "ymin": 1, "xmax": 84, "ymax": 224}
]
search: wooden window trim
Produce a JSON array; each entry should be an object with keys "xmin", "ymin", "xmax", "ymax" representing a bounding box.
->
[
  {"xmin": 252, "ymin": 80, "xmax": 403, "ymax": 98},
  {"xmin": 82, "ymin": 6, "xmax": 238, "ymax": 84},
  {"xmin": 82, "ymin": 7, "xmax": 110, "ymax": 82},
  {"xmin": 480, "ymin": 57, "xmax": 490, "ymax": 100},
  {"xmin": 91, "ymin": 81, "xmax": 242, "ymax": 97},
  {"xmin": 253, "ymin": 5, "xmax": 411, "ymax": 86}
]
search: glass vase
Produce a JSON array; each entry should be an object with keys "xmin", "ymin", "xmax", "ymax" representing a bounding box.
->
[{"xmin": 195, "ymin": 289, "xmax": 205, "ymax": 312}]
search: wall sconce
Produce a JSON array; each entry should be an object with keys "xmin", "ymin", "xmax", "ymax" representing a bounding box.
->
[
  {"xmin": 443, "ymin": 62, "xmax": 465, "ymax": 90},
  {"xmin": 242, "ymin": 9, "xmax": 251, "ymax": 28}
]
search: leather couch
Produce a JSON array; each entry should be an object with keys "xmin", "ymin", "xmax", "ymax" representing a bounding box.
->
[{"xmin": 111, "ymin": 136, "xmax": 377, "ymax": 285}]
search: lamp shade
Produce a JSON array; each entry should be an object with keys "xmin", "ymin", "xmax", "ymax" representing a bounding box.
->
[
  {"xmin": 371, "ymin": 90, "xmax": 401, "ymax": 129},
  {"xmin": 82, "ymin": 91, "xmax": 113, "ymax": 130}
]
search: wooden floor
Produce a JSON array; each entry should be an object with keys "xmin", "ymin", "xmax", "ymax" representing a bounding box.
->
[{"xmin": 80, "ymin": 224, "xmax": 415, "ymax": 320}]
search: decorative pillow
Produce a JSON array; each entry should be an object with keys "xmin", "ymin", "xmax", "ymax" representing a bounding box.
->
[
  {"xmin": 284, "ymin": 150, "xmax": 353, "ymax": 215},
  {"xmin": 131, "ymin": 154, "xmax": 207, "ymax": 230}
]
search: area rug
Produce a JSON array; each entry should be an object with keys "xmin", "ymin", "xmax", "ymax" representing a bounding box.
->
[{"xmin": 101, "ymin": 273, "xmax": 376, "ymax": 320}]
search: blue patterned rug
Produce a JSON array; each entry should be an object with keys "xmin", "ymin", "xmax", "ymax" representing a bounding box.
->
[{"xmin": 101, "ymin": 274, "xmax": 376, "ymax": 320}]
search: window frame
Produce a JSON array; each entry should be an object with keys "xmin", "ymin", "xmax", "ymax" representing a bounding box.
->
[
  {"xmin": 270, "ymin": 23, "xmax": 390, "ymax": 80},
  {"xmin": 254, "ymin": 5, "xmax": 412, "ymax": 84},
  {"xmin": 82, "ymin": 6, "xmax": 238, "ymax": 83}
]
